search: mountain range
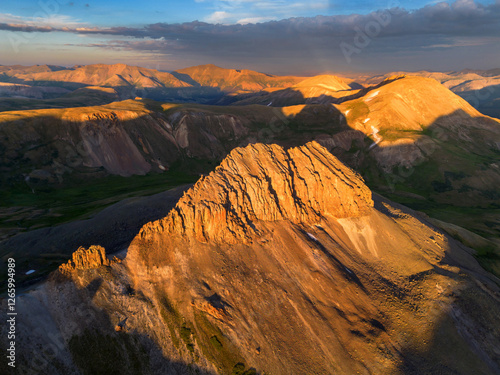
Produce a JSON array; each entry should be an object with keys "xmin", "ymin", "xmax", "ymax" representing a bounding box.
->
[
  {"xmin": 1, "ymin": 63, "xmax": 499, "ymax": 117},
  {"xmin": 0, "ymin": 63, "xmax": 499, "ymax": 374}
]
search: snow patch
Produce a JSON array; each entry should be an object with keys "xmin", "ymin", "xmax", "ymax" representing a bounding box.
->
[
  {"xmin": 26, "ymin": 270, "xmax": 35, "ymax": 275},
  {"xmin": 364, "ymin": 90, "xmax": 379, "ymax": 102},
  {"xmin": 368, "ymin": 126, "xmax": 382, "ymax": 150},
  {"xmin": 316, "ymin": 83, "xmax": 342, "ymax": 91},
  {"xmin": 307, "ymin": 232, "xmax": 319, "ymax": 242},
  {"xmin": 343, "ymin": 266, "xmax": 354, "ymax": 275},
  {"xmin": 371, "ymin": 125, "xmax": 382, "ymax": 143}
]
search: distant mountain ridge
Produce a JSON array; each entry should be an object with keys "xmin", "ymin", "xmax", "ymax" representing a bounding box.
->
[
  {"xmin": 0, "ymin": 63, "xmax": 304, "ymax": 92},
  {"xmin": 1, "ymin": 63, "xmax": 190, "ymax": 89},
  {"xmin": 1, "ymin": 63, "xmax": 499, "ymax": 117},
  {"xmin": 0, "ymin": 63, "xmax": 311, "ymax": 107},
  {"xmin": 174, "ymin": 63, "xmax": 305, "ymax": 93}
]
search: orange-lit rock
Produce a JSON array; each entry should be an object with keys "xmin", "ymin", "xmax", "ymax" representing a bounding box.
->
[
  {"xmin": 59, "ymin": 245, "xmax": 111, "ymax": 274},
  {"xmin": 135, "ymin": 141, "xmax": 372, "ymax": 245}
]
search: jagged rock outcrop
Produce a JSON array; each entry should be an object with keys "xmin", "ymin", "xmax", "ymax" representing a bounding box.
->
[
  {"xmin": 59, "ymin": 245, "xmax": 111, "ymax": 274},
  {"xmin": 137, "ymin": 141, "xmax": 372, "ymax": 244}
]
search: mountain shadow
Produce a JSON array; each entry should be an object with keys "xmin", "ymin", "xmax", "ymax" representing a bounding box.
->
[
  {"xmin": 170, "ymin": 71, "xmax": 202, "ymax": 87},
  {"xmin": 9, "ymin": 267, "xmax": 219, "ymax": 375},
  {"xmin": 372, "ymin": 194, "xmax": 500, "ymax": 375},
  {"xmin": 458, "ymin": 83, "xmax": 500, "ymax": 119}
]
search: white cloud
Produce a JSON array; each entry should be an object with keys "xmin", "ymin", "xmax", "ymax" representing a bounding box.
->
[
  {"xmin": 205, "ymin": 11, "xmax": 232, "ymax": 24},
  {"xmin": 421, "ymin": 36, "xmax": 500, "ymax": 49},
  {"xmin": 201, "ymin": 0, "xmax": 330, "ymax": 25},
  {"xmin": 237, "ymin": 16, "xmax": 276, "ymax": 24},
  {"xmin": 0, "ymin": 13, "xmax": 26, "ymax": 23},
  {"xmin": 0, "ymin": 12, "xmax": 83, "ymax": 28},
  {"xmin": 1, "ymin": 0, "xmax": 499, "ymax": 74}
]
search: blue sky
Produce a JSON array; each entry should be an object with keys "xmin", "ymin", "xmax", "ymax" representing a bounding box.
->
[
  {"xmin": 1, "ymin": 1, "xmax": 470, "ymax": 26},
  {"xmin": 0, "ymin": 0, "xmax": 499, "ymax": 74}
]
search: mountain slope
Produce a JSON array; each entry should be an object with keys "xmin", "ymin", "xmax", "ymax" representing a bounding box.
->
[
  {"xmin": 0, "ymin": 99, "xmax": 345, "ymax": 183},
  {"xmin": 355, "ymin": 69, "xmax": 500, "ymax": 119},
  {"xmin": 325, "ymin": 76, "xmax": 500, "ymax": 202},
  {"xmin": 174, "ymin": 64, "xmax": 304, "ymax": 93},
  {"xmin": 7, "ymin": 141, "xmax": 499, "ymax": 375},
  {"xmin": 1, "ymin": 63, "xmax": 192, "ymax": 89},
  {"xmin": 230, "ymin": 74, "xmax": 356, "ymax": 106},
  {"xmin": 126, "ymin": 142, "xmax": 500, "ymax": 374}
]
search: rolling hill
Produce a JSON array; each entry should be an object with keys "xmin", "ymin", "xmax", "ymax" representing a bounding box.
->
[
  {"xmin": 229, "ymin": 74, "xmax": 356, "ymax": 106},
  {"xmin": 355, "ymin": 69, "xmax": 500, "ymax": 119}
]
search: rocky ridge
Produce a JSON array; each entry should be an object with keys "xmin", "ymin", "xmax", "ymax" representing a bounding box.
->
[{"xmin": 136, "ymin": 141, "xmax": 373, "ymax": 245}]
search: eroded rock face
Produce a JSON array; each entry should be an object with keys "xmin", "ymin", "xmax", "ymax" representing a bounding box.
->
[
  {"xmin": 80, "ymin": 111, "xmax": 152, "ymax": 176},
  {"xmin": 59, "ymin": 245, "xmax": 111, "ymax": 274},
  {"xmin": 137, "ymin": 141, "xmax": 373, "ymax": 244}
]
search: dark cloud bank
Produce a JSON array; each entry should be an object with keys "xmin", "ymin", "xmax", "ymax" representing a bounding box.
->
[{"xmin": 3, "ymin": 0, "xmax": 500, "ymax": 73}]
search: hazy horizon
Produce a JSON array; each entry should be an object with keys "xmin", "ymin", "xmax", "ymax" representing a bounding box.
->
[{"xmin": 1, "ymin": 61, "xmax": 499, "ymax": 78}]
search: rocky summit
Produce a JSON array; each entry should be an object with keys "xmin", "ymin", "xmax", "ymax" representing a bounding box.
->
[
  {"xmin": 134, "ymin": 141, "xmax": 372, "ymax": 245},
  {"xmin": 58, "ymin": 245, "xmax": 115, "ymax": 275}
]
